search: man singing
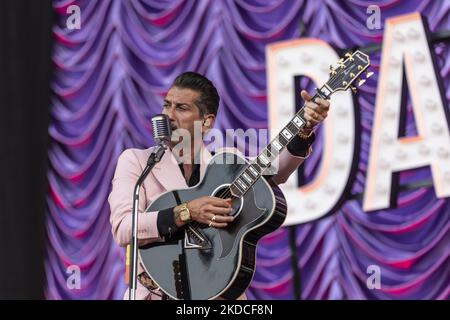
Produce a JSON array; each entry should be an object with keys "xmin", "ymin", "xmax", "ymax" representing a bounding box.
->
[{"xmin": 109, "ymin": 72, "xmax": 330, "ymax": 300}]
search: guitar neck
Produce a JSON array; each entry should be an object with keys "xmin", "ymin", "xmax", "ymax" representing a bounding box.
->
[
  {"xmin": 229, "ymin": 86, "xmax": 331, "ymax": 198},
  {"xmin": 227, "ymin": 50, "xmax": 371, "ymax": 198}
]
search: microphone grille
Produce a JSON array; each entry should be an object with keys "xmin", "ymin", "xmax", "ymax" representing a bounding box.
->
[{"xmin": 151, "ymin": 114, "xmax": 171, "ymax": 144}]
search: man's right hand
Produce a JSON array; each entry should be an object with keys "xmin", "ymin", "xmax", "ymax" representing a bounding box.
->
[{"xmin": 174, "ymin": 196, "xmax": 234, "ymax": 228}]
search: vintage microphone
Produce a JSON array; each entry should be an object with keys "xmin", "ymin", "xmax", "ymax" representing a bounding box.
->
[{"xmin": 129, "ymin": 114, "xmax": 172, "ymax": 300}]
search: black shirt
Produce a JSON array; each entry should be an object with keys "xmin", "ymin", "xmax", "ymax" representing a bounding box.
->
[{"xmin": 156, "ymin": 163, "xmax": 200, "ymax": 238}]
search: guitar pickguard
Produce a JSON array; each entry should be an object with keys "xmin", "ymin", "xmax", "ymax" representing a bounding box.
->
[
  {"xmin": 217, "ymin": 187, "xmax": 268, "ymax": 258},
  {"xmin": 184, "ymin": 226, "xmax": 211, "ymax": 250}
]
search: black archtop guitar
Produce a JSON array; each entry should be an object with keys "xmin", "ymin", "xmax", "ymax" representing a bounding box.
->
[{"xmin": 139, "ymin": 51, "xmax": 371, "ymax": 300}]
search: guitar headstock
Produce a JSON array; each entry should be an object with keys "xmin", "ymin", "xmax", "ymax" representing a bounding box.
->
[{"xmin": 326, "ymin": 50, "xmax": 372, "ymax": 94}]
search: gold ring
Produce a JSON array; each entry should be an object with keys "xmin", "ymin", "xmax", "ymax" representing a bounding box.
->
[
  {"xmin": 212, "ymin": 215, "xmax": 216, "ymax": 221},
  {"xmin": 209, "ymin": 221, "xmax": 214, "ymax": 227}
]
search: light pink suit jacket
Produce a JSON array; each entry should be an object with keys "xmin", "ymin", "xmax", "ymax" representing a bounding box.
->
[{"xmin": 109, "ymin": 145, "xmax": 308, "ymax": 300}]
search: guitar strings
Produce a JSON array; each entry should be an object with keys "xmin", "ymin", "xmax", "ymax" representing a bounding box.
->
[
  {"xmin": 214, "ymin": 107, "xmax": 309, "ymax": 202},
  {"xmin": 213, "ymin": 76, "xmax": 351, "ymax": 203}
]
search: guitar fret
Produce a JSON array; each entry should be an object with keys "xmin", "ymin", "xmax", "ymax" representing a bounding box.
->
[
  {"xmin": 236, "ymin": 179, "xmax": 247, "ymax": 190},
  {"xmin": 230, "ymin": 184, "xmax": 242, "ymax": 196},
  {"xmin": 242, "ymin": 172, "xmax": 252, "ymax": 183},
  {"xmin": 277, "ymin": 134, "xmax": 288, "ymax": 145},
  {"xmin": 292, "ymin": 116, "xmax": 305, "ymax": 128},
  {"xmin": 262, "ymin": 148, "xmax": 274, "ymax": 161},
  {"xmin": 317, "ymin": 86, "xmax": 330, "ymax": 99},
  {"xmin": 272, "ymin": 140, "xmax": 282, "ymax": 151},
  {"xmin": 248, "ymin": 165, "xmax": 258, "ymax": 177},
  {"xmin": 281, "ymin": 128, "xmax": 293, "ymax": 140},
  {"xmin": 267, "ymin": 143, "xmax": 280, "ymax": 158},
  {"xmin": 258, "ymin": 154, "xmax": 270, "ymax": 166},
  {"xmin": 287, "ymin": 124, "xmax": 298, "ymax": 137},
  {"xmin": 252, "ymin": 163, "xmax": 263, "ymax": 175}
]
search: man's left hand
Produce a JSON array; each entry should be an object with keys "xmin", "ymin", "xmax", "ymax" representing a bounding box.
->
[{"xmin": 300, "ymin": 90, "xmax": 330, "ymax": 130}]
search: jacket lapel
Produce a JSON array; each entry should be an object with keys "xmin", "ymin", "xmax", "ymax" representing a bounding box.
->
[
  {"xmin": 151, "ymin": 149, "xmax": 187, "ymax": 191},
  {"xmin": 152, "ymin": 144, "xmax": 212, "ymax": 192}
]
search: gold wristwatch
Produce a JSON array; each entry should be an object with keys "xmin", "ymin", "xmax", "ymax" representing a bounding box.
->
[{"xmin": 178, "ymin": 202, "xmax": 192, "ymax": 222}]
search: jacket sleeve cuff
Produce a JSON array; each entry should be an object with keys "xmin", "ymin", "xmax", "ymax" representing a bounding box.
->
[
  {"xmin": 286, "ymin": 132, "xmax": 315, "ymax": 158},
  {"xmin": 156, "ymin": 207, "xmax": 178, "ymax": 238}
]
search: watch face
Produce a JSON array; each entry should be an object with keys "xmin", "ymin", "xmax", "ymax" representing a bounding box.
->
[{"xmin": 181, "ymin": 209, "xmax": 190, "ymax": 221}]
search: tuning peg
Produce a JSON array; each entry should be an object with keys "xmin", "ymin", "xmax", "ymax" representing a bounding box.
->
[
  {"xmin": 366, "ymin": 71, "xmax": 374, "ymax": 78},
  {"xmin": 357, "ymin": 65, "xmax": 363, "ymax": 71},
  {"xmin": 329, "ymin": 65, "xmax": 336, "ymax": 76},
  {"xmin": 350, "ymin": 73, "xmax": 355, "ymax": 78},
  {"xmin": 358, "ymin": 79, "xmax": 366, "ymax": 86},
  {"xmin": 345, "ymin": 52, "xmax": 354, "ymax": 61},
  {"xmin": 350, "ymin": 86, "xmax": 357, "ymax": 94}
]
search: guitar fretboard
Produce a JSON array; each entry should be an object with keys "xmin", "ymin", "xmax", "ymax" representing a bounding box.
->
[{"xmin": 229, "ymin": 86, "xmax": 331, "ymax": 198}]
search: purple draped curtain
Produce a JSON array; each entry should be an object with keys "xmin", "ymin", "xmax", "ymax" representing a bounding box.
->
[{"xmin": 47, "ymin": 0, "xmax": 449, "ymax": 299}]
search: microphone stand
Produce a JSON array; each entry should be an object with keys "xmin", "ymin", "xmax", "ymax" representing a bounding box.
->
[{"xmin": 129, "ymin": 143, "xmax": 167, "ymax": 300}]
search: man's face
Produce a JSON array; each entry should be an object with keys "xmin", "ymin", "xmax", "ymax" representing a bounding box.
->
[{"xmin": 162, "ymin": 86, "xmax": 209, "ymax": 149}]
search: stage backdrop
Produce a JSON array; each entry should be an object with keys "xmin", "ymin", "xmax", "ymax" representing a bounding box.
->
[{"xmin": 47, "ymin": 0, "xmax": 449, "ymax": 299}]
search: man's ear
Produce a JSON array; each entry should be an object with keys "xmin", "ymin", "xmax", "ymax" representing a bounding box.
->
[{"xmin": 202, "ymin": 114, "xmax": 215, "ymax": 131}]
